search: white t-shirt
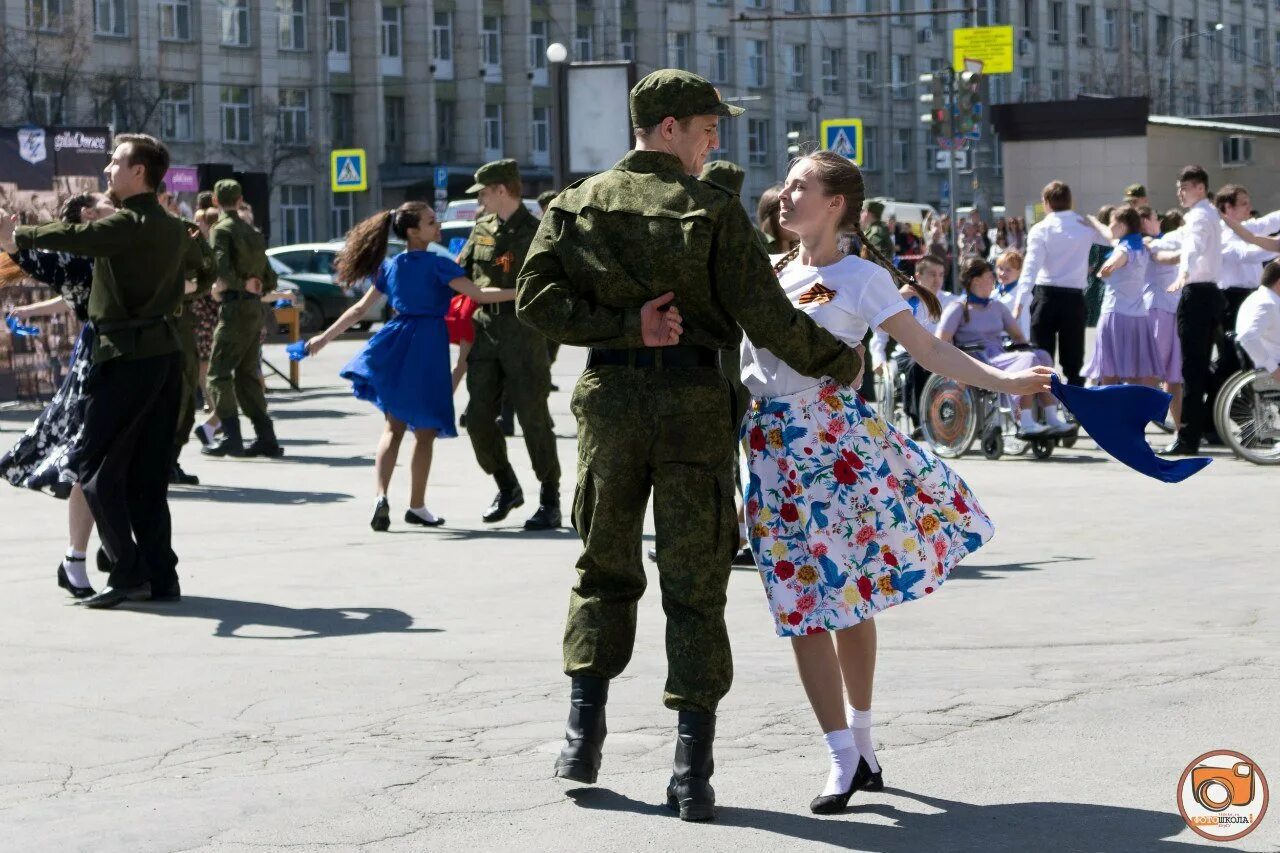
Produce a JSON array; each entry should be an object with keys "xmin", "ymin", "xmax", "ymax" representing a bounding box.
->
[
  {"xmin": 741, "ymin": 254, "xmax": 910, "ymax": 397},
  {"xmin": 995, "ymin": 281, "xmax": 1032, "ymax": 340},
  {"xmin": 871, "ymin": 288, "xmax": 954, "ymax": 366}
]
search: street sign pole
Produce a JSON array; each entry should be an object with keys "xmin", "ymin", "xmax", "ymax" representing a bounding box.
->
[{"xmin": 947, "ymin": 67, "xmax": 960, "ymax": 290}]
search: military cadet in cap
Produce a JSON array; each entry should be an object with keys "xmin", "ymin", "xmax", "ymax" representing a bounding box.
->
[
  {"xmin": 860, "ymin": 200, "xmax": 895, "ymax": 261},
  {"xmin": 457, "ymin": 159, "xmax": 560, "ymax": 530},
  {"xmin": 1123, "ymin": 183, "xmax": 1148, "ymax": 208},
  {"xmin": 517, "ymin": 69, "xmax": 863, "ymax": 821},
  {"xmin": 202, "ymin": 179, "xmax": 284, "ymax": 459},
  {"xmin": 170, "ymin": 217, "xmax": 217, "ymax": 485}
]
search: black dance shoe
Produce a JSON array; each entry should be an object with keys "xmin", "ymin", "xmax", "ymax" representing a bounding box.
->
[
  {"xmin": 403, "ymin": 509, "xmax": 444, "ymax": 527},
  {"xmin": 56, "ymin": 560, "xmax": 94, "ymax": 599},
  {"xmin": 371, "ymin": 497, "xmax": 391, "ymax": 532},
  {"xmin": 169, "ymin": 464, "xmax": 200, "ymax": 486},
  {"xmin": 80, "ymin": 582, "xmax": 152, "ymax": 609},
  {"xmin": 1157, "ymin": 440, "xmax": 1201, "ymax": 457},
  {"xmin": 809, "ymin": 757, "xmax": 884, "ymax": 815}
]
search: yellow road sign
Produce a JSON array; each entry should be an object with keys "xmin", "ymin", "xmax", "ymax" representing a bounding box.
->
[
  {"xmin": 331, "ymin": 148, "xmax": 367, "ymax": 192},
  {"xmin": 819, "ymin": 118, "xmax": 864, "ymax": 165},
  {"xmin": 952, "ymin": 25, "xmax": 1014, "ymax": 74}
]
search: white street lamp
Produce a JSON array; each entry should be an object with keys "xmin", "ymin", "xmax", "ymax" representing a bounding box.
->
[{"xmin": 547, "ymin": 42, "xmax": 568, "ymax": 64}]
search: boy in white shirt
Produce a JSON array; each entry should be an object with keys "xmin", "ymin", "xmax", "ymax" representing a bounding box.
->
[{"xmin": 1236, "ymin": 260, "xmax": 1280, "ymax": 383}]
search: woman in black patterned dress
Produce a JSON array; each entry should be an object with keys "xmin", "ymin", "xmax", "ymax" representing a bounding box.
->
[{"xmin": 0, "ymin": 193, "xmax": 116, "ymax": 598}]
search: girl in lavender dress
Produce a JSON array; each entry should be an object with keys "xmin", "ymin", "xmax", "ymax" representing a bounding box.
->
[
  {"xmin": 741, "ymin": 152, "xmax": 1051, "ymax": 815},
  {"xmin": 1143, "ymin": 209, "xmax": 1185, "ymax": 429},
  {"xmin": 1084, "ymin": 206, "xmax": 1161, "ymax": 387}
]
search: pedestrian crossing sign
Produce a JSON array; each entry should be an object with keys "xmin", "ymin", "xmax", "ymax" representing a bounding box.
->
[
  {"xmin": 819, "ymin": 119, "xmax": 864, "ymax": 165},
  {"xmin": 331, "ymin": 148, "xmax": 367, "ymax": 192}
]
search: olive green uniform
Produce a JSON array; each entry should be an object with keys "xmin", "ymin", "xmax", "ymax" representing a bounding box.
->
[
  {"xmin": 863, "ymin": 219, "xmax": 895, "ymax": 261},
  {"xmin": 458, "ymin": 204, "xmax": 560, "ymax": 491},
  {"xmin": 173, "ymin": 224, "xmax": 216, "ymax": 461},
  {"xmin": 517, "ymin": 150, "xmax": 863, "ymax": 713},
  {"xmin": 207, "ymin": 209, "xmax": 276, "ymax": 431}
]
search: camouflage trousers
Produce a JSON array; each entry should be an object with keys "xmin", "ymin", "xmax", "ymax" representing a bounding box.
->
[
  {"xmin": 564, "ymin": 364, "xmax": 738, "ymax": 713},
  {"xmin": 208, "ymin": 299, "xmax": 269, "ymax": 429}
]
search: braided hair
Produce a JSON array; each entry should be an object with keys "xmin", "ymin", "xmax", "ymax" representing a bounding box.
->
[
  {"xmin": 334, "ymin": 201, "xmax": 433, "ymax": 284},
  {"xmin": 772, "ymin": 151, "xmax": 941, "ymax": 320}
]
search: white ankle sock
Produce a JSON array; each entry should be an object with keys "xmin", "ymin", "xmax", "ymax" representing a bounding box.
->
[
  {"xmin": 821, "ymin": 728, "xmax": 858, "ymax": 796},
  {"xmin": 63, "ymin": 551, "xmax": 90, "ymax": 588},
  {"xmin": 1044, "ymin": 404, "xmax": 1068, "ymax": 427},
  {"xmin": 1018, "ymin": 408, "xmax": 1038, "ymax": 429},
  {"xmin": 848, "ymin": 707, "xmax": 880, "ymax": 773},
  {"xmin": 407, "ymin": 506, "xmax": 438, "ymax": 523}
]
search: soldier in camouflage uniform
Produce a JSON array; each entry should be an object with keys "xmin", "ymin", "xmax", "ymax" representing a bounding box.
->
[
  {"xmin": 458, "ymin": 159, "xmax": 560, "ymax": 530},
  {"xmin": 517, "ymin": 69, "xmax": 863, "ymax": 821},
  {"xmin": 202, "ymin": 179, "xmax": 283, "ymax": 459},
  {"xmin": 170, "ymin": 220, "xmax": 217, "ymax": 485},
  {"xmin": 860, "ymin": 200, "xmax": 895, "ymax": 262}
]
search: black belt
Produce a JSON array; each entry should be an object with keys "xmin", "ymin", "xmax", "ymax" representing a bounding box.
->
[
  {"xmin": 478, "ymin": 300, "xmax": 513, "ymax": 315},
  {"xmin": 93, "ymin": 315, "xmax": 171, "ymax": 334},
  {"xmin": 587, "ymin": 345, "xmax": 720, "ymax": 370},
  {"xmin": 1186, "ymin": 281, "xmax": 1218, "ymax": 289},
  {"xmin": 1032, "ymin": 285, "xmax": 1086, "ymax": 296}
]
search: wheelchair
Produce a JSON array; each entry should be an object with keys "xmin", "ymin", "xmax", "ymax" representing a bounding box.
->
[
  {"xmin": 915, "ymin": 344, "xmax": 1077, "ymax": 461},
  {"xmin": 1213, "ymin": 344, "xmax": 1280, "ymax": 465}
]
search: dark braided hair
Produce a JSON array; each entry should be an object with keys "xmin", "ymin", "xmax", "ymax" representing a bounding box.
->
[
  {"xmin": 334, "ymin": 201, "xmax": 433, "ymax": 284},
  {"xmin": 773, "ymin": 151, "xmax": 941, "ymax": 320}
]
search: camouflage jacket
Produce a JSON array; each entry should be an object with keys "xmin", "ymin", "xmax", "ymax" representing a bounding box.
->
[
  {"xmin": 211, "ymin": 209, "xmax": 276, "ymax": 294},
  {"xmin": 459, "ymin": 203, "xmax": 539, "ymax": 291}
]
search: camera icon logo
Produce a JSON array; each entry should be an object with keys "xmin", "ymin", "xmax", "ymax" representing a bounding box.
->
[{"xmin": 1178, "ymin": 751, "xmax": 1269, "ymax": 842}]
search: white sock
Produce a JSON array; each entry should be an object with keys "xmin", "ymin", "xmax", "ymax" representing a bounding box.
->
[
  {"xmin": 1018, "ymin": 408, "xmax": 1038, "ymax": 429},
  {"xmin": 63, "ymin": 550, "xmax": 90, "ymax": 588},
  {"xmin": 1044, "ymin": 404, "xmax": 1068, "ymax": 427},
  {"xmin": 821, "ymin": 728, "xmax": 858, "ymax": 796},
  {"xmin": 849, "ymin": 707, "xmax": 880, "ymax": 773},
  {"xmin": 407, "ymin": 506, "xmax": 438, "ymax": 523}
]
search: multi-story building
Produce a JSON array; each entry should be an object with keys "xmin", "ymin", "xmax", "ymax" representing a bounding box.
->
[{"xmin": 2, "ymin": 0, "xmax": 1277, "ymax": 244}]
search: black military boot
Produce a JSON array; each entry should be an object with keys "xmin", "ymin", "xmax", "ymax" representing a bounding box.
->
[
  {"xmin": 169, "ymin": 462, "xmax": 199, "ymax": 485},
  {"xmin": 244, "ymin": 419, "xmax": 285, "ymax": 458},
  {"xmin": 482, "ymin": 468, "xmax": 524, "ymax": 523},
  {"xmin": 666, "ymin": 711, "xmax": 717, "ymax": 822},
  {"xmin": 524, "ymin": 481, "xmax": 561, "ymax": 530},
  {"xmin": 202, "ymin": 417, "xmax": 244, "ymax": 457},
  {"xmin": 553, "ymin": 676, "xmax": 609, "ymax": 784}
]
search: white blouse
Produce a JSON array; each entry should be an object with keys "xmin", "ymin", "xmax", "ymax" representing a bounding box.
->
[{"xmin": 741, "ymin": 253, "xmax": 910, "ymax": 397}]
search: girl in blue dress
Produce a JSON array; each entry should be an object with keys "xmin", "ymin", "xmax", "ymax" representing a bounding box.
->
[{"xmin": 306, "ymin": 202, "xmax": 515, "ymax": 531}]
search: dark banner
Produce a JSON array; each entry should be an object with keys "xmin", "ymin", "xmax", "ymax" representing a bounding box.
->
[
  {"xmin": 51, "ymin": 126, "xmax": 111, "ymax": 178},
  {"xmin": 0, "ymin": 126, "xmax": 56, "ymax": 189}
]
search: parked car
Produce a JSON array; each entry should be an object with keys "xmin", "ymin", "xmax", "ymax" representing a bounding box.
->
[
  {"xmin": 268, "ymin": 242, "xmax": 397, "ymax": 333},
  {"xmin": 442, "ymin": 198, "xmax": 542, "ymax": 222},
  {"xmin": 867, "ymin": 199, "xmax": 939, "ymax": 238}
]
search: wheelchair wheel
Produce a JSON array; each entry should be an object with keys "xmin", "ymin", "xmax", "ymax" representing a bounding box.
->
[
  {"xmin": 1214, "ymin": 370, "xmax": 1280, "ymax": 465},
  {"xmin": 920, "ymin": 374, "xmax": 979, "ymax": 458},
  {"xmin": 1060, "ymin": 432, "xmax": 1078, "ymax": 448},
  {"xmin": 981, "ymin": 425, "xmax": 1003, "ymax": 460},
  {"xmin": 1031, "ymin": 438, "xmax": 1054, "ymax": 459}
]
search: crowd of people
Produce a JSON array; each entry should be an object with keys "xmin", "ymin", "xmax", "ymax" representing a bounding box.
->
[{"xmin": 1, "ymin": 64, "xmax": 1278, "ymax": 826}]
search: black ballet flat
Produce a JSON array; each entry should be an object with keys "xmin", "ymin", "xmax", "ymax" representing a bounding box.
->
[
  {"xmin": 403, "ymin": 510, "xmax": 444, "ymax": 527},
  {"xmin": 809, "ymin": 757, "xmax": 883, "ymax": 815},
  {"xmin": 57, "ymin": 561, "xmax": 95, "ymax": 599},
  {"xmin": 371, "ymin": 497, "xmax": 391, "ymax": 532}
]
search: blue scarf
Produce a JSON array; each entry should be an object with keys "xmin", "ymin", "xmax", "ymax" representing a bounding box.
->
[
  {"xmin": 5, "ymin": 315, "xmax": 39, "ymax": 337},
  {"xmin": 997, "ymin": 279, "xmax": 1019, "ymax": 298},
  {"xmin": 965, "ymin": 292, "xmax": 992, "ymax": 307},
  {"xmin": 1105, "ymin": 232, "xmax": 1146, "ymax": 264}
]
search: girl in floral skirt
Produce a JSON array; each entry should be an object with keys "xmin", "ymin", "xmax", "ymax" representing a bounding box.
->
[{"xmin": 740, "ymin": 152, "xmax": 1051, "ymax": 814}]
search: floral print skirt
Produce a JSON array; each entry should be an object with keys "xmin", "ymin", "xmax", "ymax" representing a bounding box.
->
[{"xmin": 743, "ymin": 381, "xmax": 994, "ymax": 637}]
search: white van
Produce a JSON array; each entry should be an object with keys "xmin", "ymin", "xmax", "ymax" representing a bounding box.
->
[
  {"xmin": 443, "ymin": 198, "xmax": 542, "ymax": 222},
  {"xmin": 869, "ymin": 198, "xmax": 938, "ymax": 237}
]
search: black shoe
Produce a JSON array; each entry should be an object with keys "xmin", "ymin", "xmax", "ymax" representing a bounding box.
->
[
  {"xmin": 202, "ymin": 418, "xmax": 244, "ymax": 457},
  {"xmin": 647, "ymin": 548, "xmax": 658, "ymax": 563},
  {"xmin": 459, "ymin": 412, "xmax": 468, "ymax": 429},
  {"xmin": 371, "ymin": 497, "xmax": 391, "ymax": 532},
  {"xmin": 809, "ymin": 756, "xmax": 883, "ymax": 815},
  {"xmin": 525, "ymin": 483, "xmax": 561, "ymax": 530},
  {"xmin": 80, "ymin": 582, "xmax": 152, "ymax": 609},
  {"xmin": 150, "ymin": 581, "xmax": 182, "ymax": 602},
  {"xmin": 404, "ymin": 509, "xmax": 444, "ymax": 527},
  {"xmin": 498, "ymin": 417, "xmax": 516, "ymax": 437},
  {"xmin": 731, "ymin": 546, "xmax": 755, "ymax": 567},
  {"xmin": 483, "ymin": 485, "xmax": 524, "ymax": 523},
  {"xmin": 193, "ymin": 423, "xmax": 216, "ymax": 446},
  {"xmin": 57, "ymin": 560, "xmax": 94, "ymax": 599},
  {"xmin": 243, "ymin": 421, "xmax": 284, "ymax": 458},
  {"xmin": 665, "ymin": 711, "xmax": 717, "ymax": 822},
  {"xmin": 1157, "ymin": 440, "xmax": 1201, "ymax": 457},
  {"xmin": 554, "ymin": 676, "xmax": 609, "ymax": 784},
  {"xmin": 169, "ymin": 464, "xmax": 199, "ymax": 485},
  {"xmin": 96, "ymin": 546, "xmax": 112, "ymax": 574}
]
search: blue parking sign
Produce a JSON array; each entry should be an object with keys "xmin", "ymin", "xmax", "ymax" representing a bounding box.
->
[{"xmin": 434, "ymin": 166, "xmax": 448, "ymax": 190}]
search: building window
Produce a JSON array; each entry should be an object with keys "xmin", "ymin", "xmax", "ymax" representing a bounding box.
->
[
  {"xmin": 1128, "ymin": 11, "xmax": 1143, "ymax": 52},
  {"xmin": 747, "ymin": 117, "xmax": 770, "ymax": 166},
  {"xmin": 382, "ymin": 5, "xmax": 402, "ymax": 58},
  {"xmin": 384, "ymin": 96, "xmax": 404, "ymax": 161},
  {"xmin": 279, "ymin": 0, "xmax": 306, "ymax": 50},
  {"xmin": 574, "ymin": 24, "xmax": 593, "ymax": 61},
  {"xmin": 1181, "ymin": 19, "xmax": 1196, "ymax": 58},
  {"xmin": 1252, "ymin": 28, "xmax": 1265, "ymax": 64},
  {"xmin": 328, "ymin": 1, "xmax": 348, "ymax": 54},
  {"xmin": 436, "ymin": 99, "xmax": 455, "ymax": 159},
  {"xmin": 330, "ymin": 92, "xmax": 354, "ymax": 147},
  {"xmin": 1275, "ymin": 30, "xmax": 1280, "ymax": 67},
  {"xmin": 278, "ymin": 89, "xmax": 309, "ymax": 145},
  {"xmin": 789, "ymin": 44, "xmax": 808, "ymax": 91},
  {"xmin": 31, "ymin": 75, "xmax": 65, "ymax": 124},
  {"xmin": 925, "ymin": 136, "xmax": 940, "ymax": 173},
  {"xmin": 484, "ymin": 103, "xmax": 503, "ymax": 157},
  {"xmin": 27, "ymin": 0, "xmax": 61, "ymax": 31},
  {"xmin": 1076, "ymin": 3, "xmax": 1091, "ymax": 46},
  {"xmin": 529, "ymin": 19, "xmax": 547, "ymax": 71},
  {"xmin": 667, "ymin": 32, "xmax": 689, "ymax": 70},
  {"xmin": 821, "ymin": 47, "xmax": 843, "ymax": 95},
  {"xmin": 858, "ymin": 51, "xmax": 878, "ymax": 97},
  {"xmin": 159, "ymin": 83, "xmax": 193, "ymax": 141},
  {"xmin": 1228, "ymin": 24, "xmax": 1242, "ymax": 60},
  {"xmin": 620, "ymin": 29, "xmax": 636, "ymax": 61},
  {"xmin": 221, "ymin": 0, "xmax": 251, "ymax": 46},
  {"xmin": 1018, "ymin": 66, "xmax": 1037, "ymax": 100},
  {"xmin": 1048, "ymin": 1, "xmax": 1063, "ymax": 43},
  {"xmin": 159, "ymin": 0, "xmax": 191, "ymax": 40},
  {"xmin": 1254, "ymin": 88, "xmax": 1270, "ymax": 111},
  {"xmin": 482, "ymin": 16, "xmax": 502, "ymax": 69},
  {"xmin": 1155, "ymin": 14, "xmax": 1169, "ymax": 56},
  {"xmin": 893, "ymin": 128, "xmax": 912, "ymax": 173},
  {"xmin": 531, "ymin": 106, "xmax": 550, "ymax": 165},
  {"xmin": 331, "ymin": 193, "xmax": 353, "ymax": 240},
  {"xmin": 94, "ymin": 0, "xmax": 127, "ymax": 36},
  {"xmin": 1020, "ymin": 0, "xmax": 1036, "ymax": 36},
  {"xmin": 711, "ymin": 36, "xmax": 730, "ymax": 83},
  {"xmin": 891, "ymin": 54, "xmax": 911, "ymax": 98},
  {"xmin": 862, "ymin": 126, "xmax": 878, "ymax": 171},
  {"xmin": 889, "ymin": 0, "xmax": 909, "ymax": 26},
  {"xmin": 712, "ymin": 116, "xmax": 733, "ymax": 159},
  {"xmin": 220, "ymin": 86, "xmax": 253, "ymax": 143},
  {"xmin": 1048, "ymin": 68, "xmax": 1064, "ymax": 99},
  {"xmin": 747, "ymin": 39, "xmax": 768, "ymax": 88},
  {"xmin": 1101, "ymin": 8, "xmax": 1116, "ymax": 49},
  {"xmin": 279, "ymin": 186, "xmax": 313, "ymax": 245}
]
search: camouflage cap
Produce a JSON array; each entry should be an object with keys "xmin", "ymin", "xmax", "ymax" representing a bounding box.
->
[
  {"xmin": 700, "ymin": 160, "xmax": 745, "ymax": 195},
  {"xmin": 630, "ymin": 69, "xmax": 745, "ymax": 129},
  {"xmin": 1123, "ymin": 183, "xmax": 1147, "ymax": 199},
  {"xmin": 213, "ymin": 178, "xmax": 243, "ymax": 205},
  {"xmin": 466, "ymin": 159, "xmax": 521, "ymax": 193}
]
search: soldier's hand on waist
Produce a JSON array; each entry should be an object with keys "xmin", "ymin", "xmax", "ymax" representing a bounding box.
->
[
  {"xmin": 641, "ymin": 292, "xmax": 683, "ymax": 347},
  {"xmin": 184, "ymin": 280, "xmax": 198, "ymax": 295},
  {"xmin": 245, "ymin": 277, "xmax": 263, "ymax": 295}
]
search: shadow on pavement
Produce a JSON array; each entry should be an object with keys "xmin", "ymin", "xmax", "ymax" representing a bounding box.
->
[
  {"xmin": 567, "ymin": 787, "xmax": 1203, "ymax": 853},
  {"xmin": 414, "ymin": 527, "xmax": 580, "ymax": 541},
  {"xmin": 270, "ymin": 408, "xmax": 356, "ymax": 420},
  {"xmin": 136, "ymin": 596, "xmax": 441, "ymax": 640},
  {"xmin": 948, "ymin": 555, "xmax": 1090, "ymax": 582},
  {"xmin": 272, "ymin": 454, "xmax": 375, "ymax": 468},
  {"xmin": 169, "ymin": 485, "xmax": 352, "ymax": 504}
]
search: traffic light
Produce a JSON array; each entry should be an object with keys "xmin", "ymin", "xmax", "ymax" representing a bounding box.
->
[
  {"xmin": 918, "ymin": 73, "xmax": 951, "ymax": 140},
  {"xmin": 786, "ymin": 129, "xmax": 802, "ymax": 157},
  {"xmin": 956, "ymin": 70, "xmax": 982, "ymax": 137}
]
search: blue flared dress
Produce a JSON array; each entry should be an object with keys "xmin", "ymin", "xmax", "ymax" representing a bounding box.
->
[{"xmin": 339, "ymin": 251, "xmax": 464, "ymax": 435}]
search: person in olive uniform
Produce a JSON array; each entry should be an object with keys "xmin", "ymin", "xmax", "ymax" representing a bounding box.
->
[
  {"xmin": 458, "ymin": 159, "xmax": 560, "ymax": 530},
  {"xmin": 860, "ymin": 200, "xmax": 895, "ymax": 261},
  {"xmin": 517, "ymin": 69, "xmax": 863, "ymax": 821},
  {"xmin": 202, "ymin": 179, "xmax": 283, "ymax": 459},
  {"xmin": 1, "ymin": 134, "xmax": 211, "ymax": 608},
  {"xmin": 170, "ymin": 219, "xmax": 217, "ymax": 485}
]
